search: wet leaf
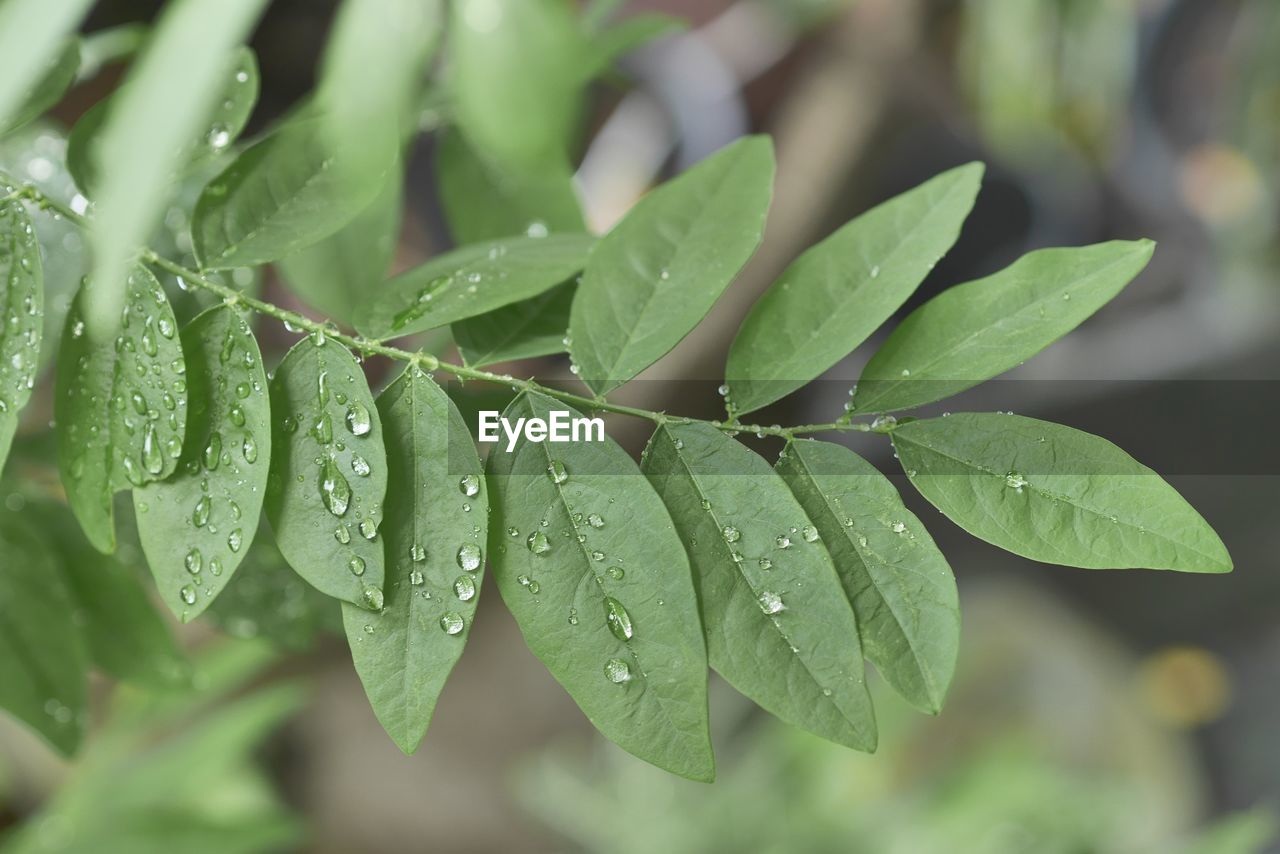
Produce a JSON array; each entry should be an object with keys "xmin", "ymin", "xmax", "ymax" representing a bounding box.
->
[{"xmin": 0, "ymin": 178, "xmax": 43, "ymax": 471}]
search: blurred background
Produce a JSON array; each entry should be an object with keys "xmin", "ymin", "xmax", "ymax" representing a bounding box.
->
[{"xmin": 2, "ymin": 0, "xmax": 1279, "ymax": 851}]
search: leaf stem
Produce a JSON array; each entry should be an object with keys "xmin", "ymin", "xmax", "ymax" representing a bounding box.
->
[{"xmin": 17, "ymin": 182, "xmax": 874, "ymax": 441}]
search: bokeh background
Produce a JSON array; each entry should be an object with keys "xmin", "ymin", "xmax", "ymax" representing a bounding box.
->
[{"xmin": 2, "ymin": 0, "xmax": 1279, "ymax": 851}]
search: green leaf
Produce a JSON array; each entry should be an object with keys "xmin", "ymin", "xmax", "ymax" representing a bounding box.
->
[
  {"xmin": 0, "ymin": 181, "xmax": 43, "ymax": 472},
  {"xmin": 87, "ymin": 0, "xmax": 268, "ymax": 345},
  {"xmin": 724, "ymin": 164, "xmax": 983, "ymax": 415},
  {"xmin": 0, "ymin": 39, "xmax": 80, "ymax": 137},
  {"xmin": 487, "ymin": 391, "xmax": 714, "ymax": 781},
  {"xmin": 265, "ymin": 338, "xmax": 387, "ymax": 608},
  {"xmin": 68, "ymin": 46, "xmax": 259, "ymax": 197},
  {"xmin": 436, "ymin": 129, "xmax": 585, "ymax": 244},
  {"xmin": 343, "ymin": 367, "xmax": 486, "ymax": 753},
  {"xmin": 454, "ymin": 280, "xmax": 576, "ymax": 367},
  {"xmin": 585, "ymin": 13, "xmax": 685, "ymax": 77},
  {"xmin": 450, "ymin": 0, "xmax": 584, "ymax": 173},
  {"xmin": 892, "ymin": 413, "xmax": 1232, "ymax": 573},
  {"xmin": 569, "ymin": 136, "xmax": 775, "ymax": 394},
  {"xmin": 776, "ymin": 439, "xmax": 958, "ymax": 714},
  {"xmin": 133, "ymin": 305, "xmax": 271, "ymax": 621},
  {"xmin": 852, "ymin": 240, "xmax": 1155, "ymax": 414},
  {"xmin": 0, "ymin": 0, "xmax": 92, "ymax": 134},
  {"xmin": 641, "ymin": 421, "xmax": 877, "ymax": 751},
  {"xmin": 354, "ymin": 233, "xmax": 593, "ymax": 338},
  {"xmin": 56, "ymin": 265, "xmax": 187, "ymax": 552},
  {"xmin": 29, "ymin": 499, "xmax": 189, "ymax": 690},
  {"xmin": 0, "ymin": 513, "xmax": 86, "ymax": 754},
  {"xmin": 275, "ymin": 165, "xmax": 403, "ymax": 326},
  {"xmin": 316, "ymin": 0, "xmax": 440, "ymax": 189},
  {"xmin": 437, "ymin": 129, "xmax": 585, "ymax": 365},
  {"xmin": 192, "ymin": 113, "xmax": 392, "ymax": 271}
]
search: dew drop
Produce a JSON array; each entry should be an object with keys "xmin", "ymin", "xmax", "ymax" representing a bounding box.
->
[
  {"xmin": 1005, "ymin": 471, "xmax": 1028, "ymax": 490},
  {"xmin": 320, "ymin": 458, "xmax": 351, "ymax": 516},
  {"xmin": 192, "ymin": 495, "xmax": 211, "ymax": 527},
  {"xmin": 348, "ymin": 556, "xmax": 366, "ymax": 576},
  {"xmin": 457, "ymin": 543, "xmax": 482, "ymax": 571},
  {"xmin": 802, "ymin": 525, "xmax": 820, "ymax": 543},
  {"xmin": 351, "ymin": 454, "xmax": 370, "ymax": 476},
  {"xmin": 758, "ymin": 590, "xmax": 785, "ymax": 615},
  {"xmin": 459, "ymin": 474, "xmax": 480, "ymax": 496},
  {"xmin": 242, "ymin": 432, "xmax": 258, "ymax": 463},
  {"xmin": 776, "ymin": 535, "xmax": 791, "ymax": 549},
  {"xmin": 722, "ymin": 525, "xmax": 741, "ymax": 543},
  {"xmin": 227, "ymin": 528, "xmax": 243, "ymax": 552},
  {"xmin": 185, "ymin": 549, "xmax": 202, "ymax": 574},
  {"xmin": 346, "ymin": 402, "xmax": 372, "ymax": 436},
  {"xmin": 141, "ymin": 422, "xmax": 164, "ymax": 474},
  {"xmin": 453, "ymin": 575, "xmax": 476, "ymax": 601},
  {"xmin": 527, "ymin": 531, "xmax": 550, "ymax": 555},
  {"xmin": 604, "ymin": 658, "xmax": 631, "ymax": 683},
  {"xmin": 335, "ymin": 524, "xmax": 351, "ymax": 544},
  {"xmin": 546, "ymin": 460, "xmax": 568, "ymax": 484},
  {"xmin": 604, "ymin": 596, "xmax": 633, "ymax": 641},
  {"xmin": 180, "ymin": 585, "xmax": 197, "ymax": 605},
  {"xmin": 440, "ymin": 612, "xmax": 465, "ymax": 635},
  {"xmin": 410, "ymin": 543, "xmax": 426, "ymax": 562}
]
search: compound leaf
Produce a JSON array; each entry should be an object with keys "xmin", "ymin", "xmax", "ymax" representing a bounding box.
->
[
  {"xmin": 569, "ymin": 136, "xmax": 774, "ymax": 395},
  {"xmin": 68, "ymin": 45, "xmax": 259, "ymax": 197},
  {"xmin": 454, "ymin": 280, "xmax": 576, "ymax": 367},
  {"xmin": 0, "ymin": 183, "xmax": 43, "ymax": 472},
  {"xmin": 276, "ymin": 165, "xmax": 403, "ymax": 327},
  {"xmin": 487, "ymin": 391, "xmax": 714, "ymax": 781},
  {"xmin": 265, "ymin": 338, "xmax": 387, "ymax": 608},
  {"xmin": 892, "ymin": 413, "xmax": 1232, "ymax": 573},
  {"xmin": 0, "ymin": 39, "xmax": 80, "ymax": 137},
  {"xmin": 0, "ymin": 513, "xmax": 86, "ymax": 755},
  {"xmin": 343, "ymin": 366, "xmax": 486, "ymax": 754},
  {"xmin": 725, "ymin": 164, "xmax": 982, "ymax": 415},
  {"xmin": 134, "ymin": 305, "xmax": 270, "ymax": 621},
  {"xmin": 193, "ymin": 114, "xmax": 391, "ymax": 270},
  {"xmin": 776, "ymin": 439, "xmax": 958, "ymax": 714},
  {"xmin": 641, "ymin": 421, "xmax": 876, "ymax": 751},
  {"xmin": 354, "ymin": 233, "xmax": 593, "ymax": 338},
  {"xmin": 56, "ymin": 265, "xmax": 187, "ymax": 552},
  {"xmin": 852, "ymin": 240, "xmax": 1155, "ymax": 414}
]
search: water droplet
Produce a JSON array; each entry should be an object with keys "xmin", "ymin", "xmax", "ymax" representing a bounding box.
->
[
  {"xmin": 802, "ymin": 525, "xmax": 819, "ymax": 543},
  {"xmin": 312, "ymin": 412, "xmax": 334, "ymax": 444},
  {"xmin": 142, "ymin": 422, "xmax": 164, "ymax": 474},
  {"xmin": 457, "ymin": 543, "xmax": 482, "ymax": 571},
  {"xmin": 359, "ymin": 519, "xmax": 377, "ymax": 540},
  {"xmin": 242, "ymin": 433, "xmax": 258, "ymax": 463},
  {"xmin": 758, "ymin": 557, "xmax": 773, "ymax": 570},
  {"xmin": 587, "ymin": 513, "xmax": 604, "ymax": 528},
  {"xmin": 775, "ymin": 535, "xmax": 791, "ymax": 549},
  {"xmin": 209, "ymin": 558, "xmax": 223, "ymax": 576},
  {"xmin": 722, "ymin": 525, "xmax": 741, "ymax": 543},
  {"xmin": 351, "ymin": 454, "xmax": 370, "ymax": 476},
  {"xmin": 180, "ymin": 585, "xmax": 197, "ymax": 605},
  {"xmin": 1004, "ymin": 471, "xmax": 1028, "ymax": 490},
  {"xmin": 320, "ymin": 458, "xmax": 351, "ymax": 515},
  {"xmin": 568, "ymin": 608, "xmax": 579, "ymax": 625},
  {"xmin": 758, "ymin": 590, "xmax": 785, "ymax": 614},
  {"xmin": 227, "ymin": 528, "xmax": 243, "ymax": 552},
  {"xmin": 335, "ymin": 524, "xmax": 351, "ymax": 544},
  {"xmin": 364, "ymin": 587, "xmax": 384, "ymax": 609},
  {"xmin": 204, "ymin": 431, "xmax": 222, "ymax": 469},
  {"xmin": 346, "ymin": 402, "xmax": 372, "ymax": 436},
  {"xmin": 546, "ymin": 460, "xmax": 568, "ymax": 484},
  {"xmin": 459, "ymin": 474, "xmax": 480, "ymax": 496},
  {"xmin": 409, "ymin": 570, "xmax": 424, "ymax": 586},
  {"xmin": 192, "ymin": 495, "xmax": 211, "ymax": 527},
  {"xmin": 604, "ymin": 658, "xmax": 631, "ymax": 683},
  {"xmin": 454, "ymin": 575, "xmax": 476, "ymax": 601},
  {"xmin": 527, "ymin": 531, "xmax": 550, "ymax": 554},
  {"xmin": 606, "ymin": 566, "xmax": 625, "ymax": 580},
  {"xmin": 891, "ymin": 521, "xmax": 907, "ymax": 534},
  {"xmin": 604, "ymin": 597, "xmax": 633, "ymax": 641},
  {"xmin": 410, "ymin": 543, "xmax": 426, "ymax": 562},
  {"xmin": 871, "ymin": 414, "xmax": 897, "ymax": 432},
  {"xmin": 440, "ymin": 612, "xmax": 465, "ymax": 635},
  {"xmin": 185, "ymin": 549, "xmax": 202, "ymax": 574},
  {"xmin": 348, "ymin": 556, "xmax": 366, "ymax": 576}
]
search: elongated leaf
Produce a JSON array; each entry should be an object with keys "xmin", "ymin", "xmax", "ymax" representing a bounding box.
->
[
  {"xmin": 134, "ymin": 305, "xmax": 271, "ymax": 621},
  {"xmin": 0, "ymin": 39, "xmax": 79, "ymax": 137},
  {"xmin": 641, "ymin": 421, "xmax": 876, "ymax": 750},
  {"xmin": 265, "ymin": 338, "xmax": 387, "ymax": 608},
  {"xmin": 68, "ymin": 46, "xmax": 259, "ymax": 198},
  {"xmin": 454, "ymin": 280, "xmax": 576, "ymax": 367},
  {"xmin": 56, "ymin": 266, "xmax": 187, "ymax": 552},
  {"xmin": 354, "ymin": 233, "xmax": 593, "ymax": 338},
  {"xmin": 87, "ymin": 0, "xmax": 267, "ymax": 342},
  {"xmin": 317, "ymin": 0, "xmax": 440, "ymax": 190},
  {"xmin": 276, "ymin": 166, "xmax": 402, "ymax": 327},
  {"xmin": 725, "ymin": 164, "xmax": 983, "ymax": 415},
  {"xmin": 436, "ymin": 129, "xmax": 585, "ymax": 244},
  {"xmin": 569, "ymin": 136, "xmax": 774, "ymax": 394},
  {"xmin": 0, "ymin": 182, "xmax": 42, "ymax": 471},
  {"xmin": 776, "ymin": 439, "xmax": 958, "ymax": 713},
  {"xmin": 585, "ymin": 14, "xmax": 684, "ymax": 77},
  {"xmin": 0, "ymin": 0, "xmax": 92, "ymax": 134},
  {"xmin": 30, "ymin": 499, "xmax": 189, "ymax": 689},
  {"xmin": 0, "ymin": 513, "xmax": 86, "ymax": 754},
  {"xmin": 193, "ymin": 113, "xmax": 392, "ymax": 270},
  {"xmin": 487, "ymin": 391, "xmax": 714, "ymax": 780},
  {"xmin": 893, "ymin": 413, "xmax": 1232, "ymax": 572},
  {"xmin": 439, "ymin": 129, "xmax": 585, "ymax": 365},
  {"xmin": 343, "ymin": 367, "xmax": 486, "ymax": 753},
  {"xmin": 853, "ymin": 240, "xmax": 1155, "ymax": 414},
  {"xmin": 450, "ymin": 0, "xmax": 583, "ymax": 173}
]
